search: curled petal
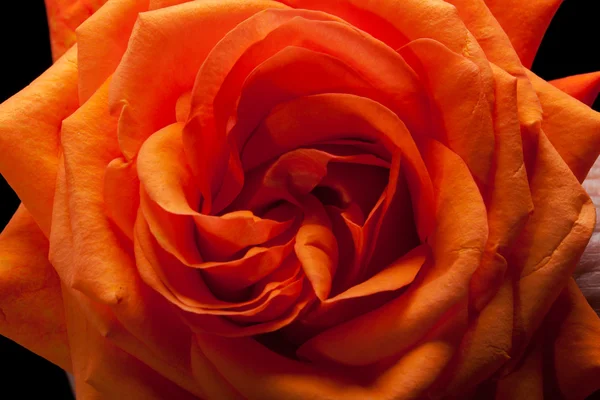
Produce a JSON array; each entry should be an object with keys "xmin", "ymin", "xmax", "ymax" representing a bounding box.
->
[
  {"xmin": 469, "ymin": 65, "xmax": 533, "ymax": 312},
  {"xmin": 297, "ymin": 139, "xmax": 487, "ymax": 366},
  {"xmin": 104, "ymin": 157, "xmax": 139, "ymax": 239},
  {"xmin": 399, "ymin": 38, "xmax": 495, "ymax": 189},
  {"xmin": 44, "ymin": 0, "xmax": 108, "ymax": 60},
  {"xmin": 52, "ymin": 88, "xmax": 200, "ymax": 396},
  {"xmin": 244, "ymin": 93, "xmax": 434, "ymax": 240},
  {"xmin": 484, "ymin": 0, "xmax": 562, "ymax": 68},
  {"xmin": 550, "ymin": 71, "xmax": 600, "ymax": 107},
  {"xmin": 62, "ymin": 287, "xmax": 198, "ymax": 400},
  {"xmin": 0, "ymin": 46, "xmax": 78, "ymax": 236},
  {"xmin": 547, "ymin": 280, "xmax": 600, "ymax": 399},
  {"xmin": 527, "ymin": 70, "xmax": 600, "ymax": 182},
  {"xmin": 184, "ymin": 8, "xmax": 426, "ymax": 211},
  {"xmin": 506, "ymin": 130, "xmax": 596, "ymax": 370},
  {"xmin": 110, "ymin": 0, "xmax": 287, "ymax": 159},
  {"xmin": 0, "ymin": 205, "xmax": 71, "ymax": 371},
  {"xmin": 76, "ymin": 0, "xmax": 147, "ymax": 102}
]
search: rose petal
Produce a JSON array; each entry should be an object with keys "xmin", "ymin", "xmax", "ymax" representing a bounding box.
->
[
  {"xmin": 62, "ymin": 288, "xmax": 198, "ymax": 400},
  {"xmin": 399, "ymin": 38, "xmax": 494, "ymax": 190},
  {"xmin": 52, "ymin": 85, "xmax": 200, "ymax": 396},
  {"xmin": 495, "ymin": 279, "xmax": 600, "ymax": 399},
  {"xmin": 135, "ymin": 206, "xmax": 304, "ymax": 322},
  {"xmin": 526, "ymin": 70, "xmax": 600, "ymax": 183},
  {"xmin": 0, "ymin": 205, "xmax": 71, "ymax": 371},
  {"xmin": 184, "ymin": 8, "xmax": 426, "ymax": 212},
  {"xmin": 44, "ymin": 0, "xmax": 108, "ymax": 60},
  {"xmin": 431, "ymin": 277, "xmax": 513, "ymax": 395},
  {"xmin": 110, "ymin": 0, "xmax": 287, "ymax": 160},
  {"xmin": 104, "ymin": 157, "xmax": 139, "ymax": 239},
  {"xmin": 137, "ymin": 123, "xmax": 294, "ymax": 263},
  {"xmin": 360, "ymin": 156, "xmax": 419, "ymax": 281},
  {"xmin": 196, "ymin": 333, "xmax": 371, "ymax": 400},
  {"xmin": 494, "ymin": 331, "xmax": 544, "ymax": 400},
  {"xmin": 289, "ymin": 245, "xmax": 427, "ymax": 342},
  {"xmin": 547, "ymin": 280, "xmax": 600, "ymax": 399},
  {"xmin": 277, "ymin": 0, "xmax": 495, "ymax": 103},
  {"xmin": 484, "ymin": 0, "xmax": 562, "ymax": 68},
  {"xmin": 76, "ymin": 0, "xmax": 147, "ymax": 102},
  {"xmin": 245, "ymin": 94, "xmax": 434, "ymax": 242},
  {"xmin": 550, "ymin": 71, "xmax": 600, "ymax": 107},
  {"xmin": 505, "ymin": 130, "xmax": 596, "ymax": 371},
  {"xmin": 189, "ymin": 338, "xmax": 245, "ymax": 399},
  {"xmin": 297, "ymin": 139, "xmax": 487, "ymax": 366},
  {"xmin": 469, "ymin": 65, "xmax": 533, "ymax": 311},
  {"xmin": 0, "ymin": 46, "xmax": 78, "ymax": 236}
]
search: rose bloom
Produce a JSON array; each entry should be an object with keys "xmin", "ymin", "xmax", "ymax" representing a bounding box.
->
[{"xmin": 2, "ymin": 0, "xmax": 600, "ymax": 399}]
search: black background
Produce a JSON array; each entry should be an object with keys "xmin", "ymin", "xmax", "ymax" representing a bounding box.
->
[{"xmin": 0, "ymin": 0, "xmax": 599, "ymax": 398}]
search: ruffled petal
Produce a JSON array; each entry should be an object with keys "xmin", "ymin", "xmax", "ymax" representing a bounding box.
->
[
  {"xmin": 297, "ymin": 139, "xmax": 487, "ymax": 366},
  {"xmin": 44, "ymin": 0, "xmax": 108, "ymax": 60},
  {"xmin": 0, "ymin": 205, "xmax": 71, "ymax": 371},
  {"xmin": 109, "ymin": 0, "xmax": 287, "ymax": 160},
  {"xmin": 62, "ymin": 287, "xmax": 198, "ymax": 400},
  {"xmin": 527, "ymin": 70, "xmax": 600, "ymax": 182},
  {"xmin": 550, "ymin": 71, "xmax": 600, "ymax": 107},
  {"xmin": 399, "ymin": 38, "xmax": 495, "ymax": 189},
  {"xmin": 50, "ymin": 84, "xmax": 203, "ymax": 397},
  {"xmin": 547, "ymin": 280, "xmax": 600, "ymax": 399},
  {"xmin": 484, "ymin": 0, "xmax": 562, "ymax": 68},
  {"xmin": 0, "ymin": 46, "xmax": 78, "ymax": 236},
  {"xmin": 76, "ymin": 0, "xmax": 148, "ymax": 102},
  {"xmin": 506, "ymin": 129, "xmax": 596, "ymax": 370}
]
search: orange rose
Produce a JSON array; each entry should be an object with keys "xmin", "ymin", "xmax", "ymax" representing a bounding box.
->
[{"xmin": 2, "ymin": 0, "xmax": 600, "ymax": 398}]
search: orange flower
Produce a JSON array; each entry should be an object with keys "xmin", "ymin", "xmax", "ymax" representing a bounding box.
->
[{"xmin": 2, "ymin": 0, "xmax": 600, "ymax": 398}]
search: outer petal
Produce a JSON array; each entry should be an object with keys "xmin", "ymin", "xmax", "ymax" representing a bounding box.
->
[
  {"xmin": 76, "ymin": 0, "xmax": 148, "ymax": 102},
  {"xmin": 547, "ymin": 280, "xmax": 600, "ymax": 400},
  {"xmin": 50, "ymin": 82, "xmax": 205, "ymax": 397},
  {"xmin": 0, "ymin": 46, "xmax": 78, "ymax": 237},
  {"xmin": 484, "ymin": 0, "xmax": 562, "ymax": 68},
  {"xmin": 505, "ymin": 129, "xmax": 596, "ymax": 373},
  {"xmin": 0, "ymin": 205, "xmax": 71, "ymax": 371},
  {"xmin": 62, "ymin": 286, "xmax": 198, "ymax": 400},
  {"xmin": 550, "ymin": 71, "xmax": 600, "ymax": 107},
  {"xmin": 44, "ymin": 0, "xmax": 108, "ymax": 60},
  {"xmin": 527, "ymin": 70, "xmax": 600, "ymax": 182},
  {"xmin": 496, "ymin": 280, "xmax": 600, "ymax": 399}
]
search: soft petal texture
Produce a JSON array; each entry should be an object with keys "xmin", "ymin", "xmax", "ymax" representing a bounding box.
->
[
  {"xmin": 0, "ymin": 46, "xmax": 78, "ymax": 236},
  {"xmin": 505, "ymin": 129, "xmax": 596, "ymax": 371},
  {"xmin": 104, "ymin": 157, "xmax": 139, "ymax": 239},
  {"xmin": 483, "ymin": 0, "xmax": 562, "ymax": 68},
  {"xmin": 276, "ymin": 0, "xmax": 495, "ymax": 99},
  {"xmin": 399, "ymin": 38, "xmax": 494, "ymax": 189},
  {"xmin": 551, "ymin": 71, "xmax": 600, "ymax": 107},
  {"xmin": 110, "ymin": 0, "xmax": 287, "ymax": 160},
  {"xmin": 45, "ymin": 0, "xmax": 108, "ymax": 60},
  {"xmin": 76, "ymin": 0, "xmax": 148, "ymax": 102},
  {"xmin": 547, "ymin": 279, "xmax": 600, "ymax": 400},
  {"xmin": 527, "ymin": 70, "xmax": 600, "ymax": 182},
  {"xmin": 297, "ymin": 139, "xmax": 487, "ymax": 366},
  {"xmin": 0, "ymin": 205, "xmax": 71, "ymax": 372},
  {"xmin": 62, "ymin": 286, "xmax": 198, "ymax": 400},
  {"xmin": 7, "ymin": 0, "xmax": 600, "ymax": 398},
  {"xmin": 495, "ymin": 279, "xmax": 600, "ymax": 400},
  {"xmin": 50, "ymin": 84, "xmax": 206, "ymax": 397},
  {"xmin": 468, "ymin": 65, "xmax": 532, "ymax": 311}
]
